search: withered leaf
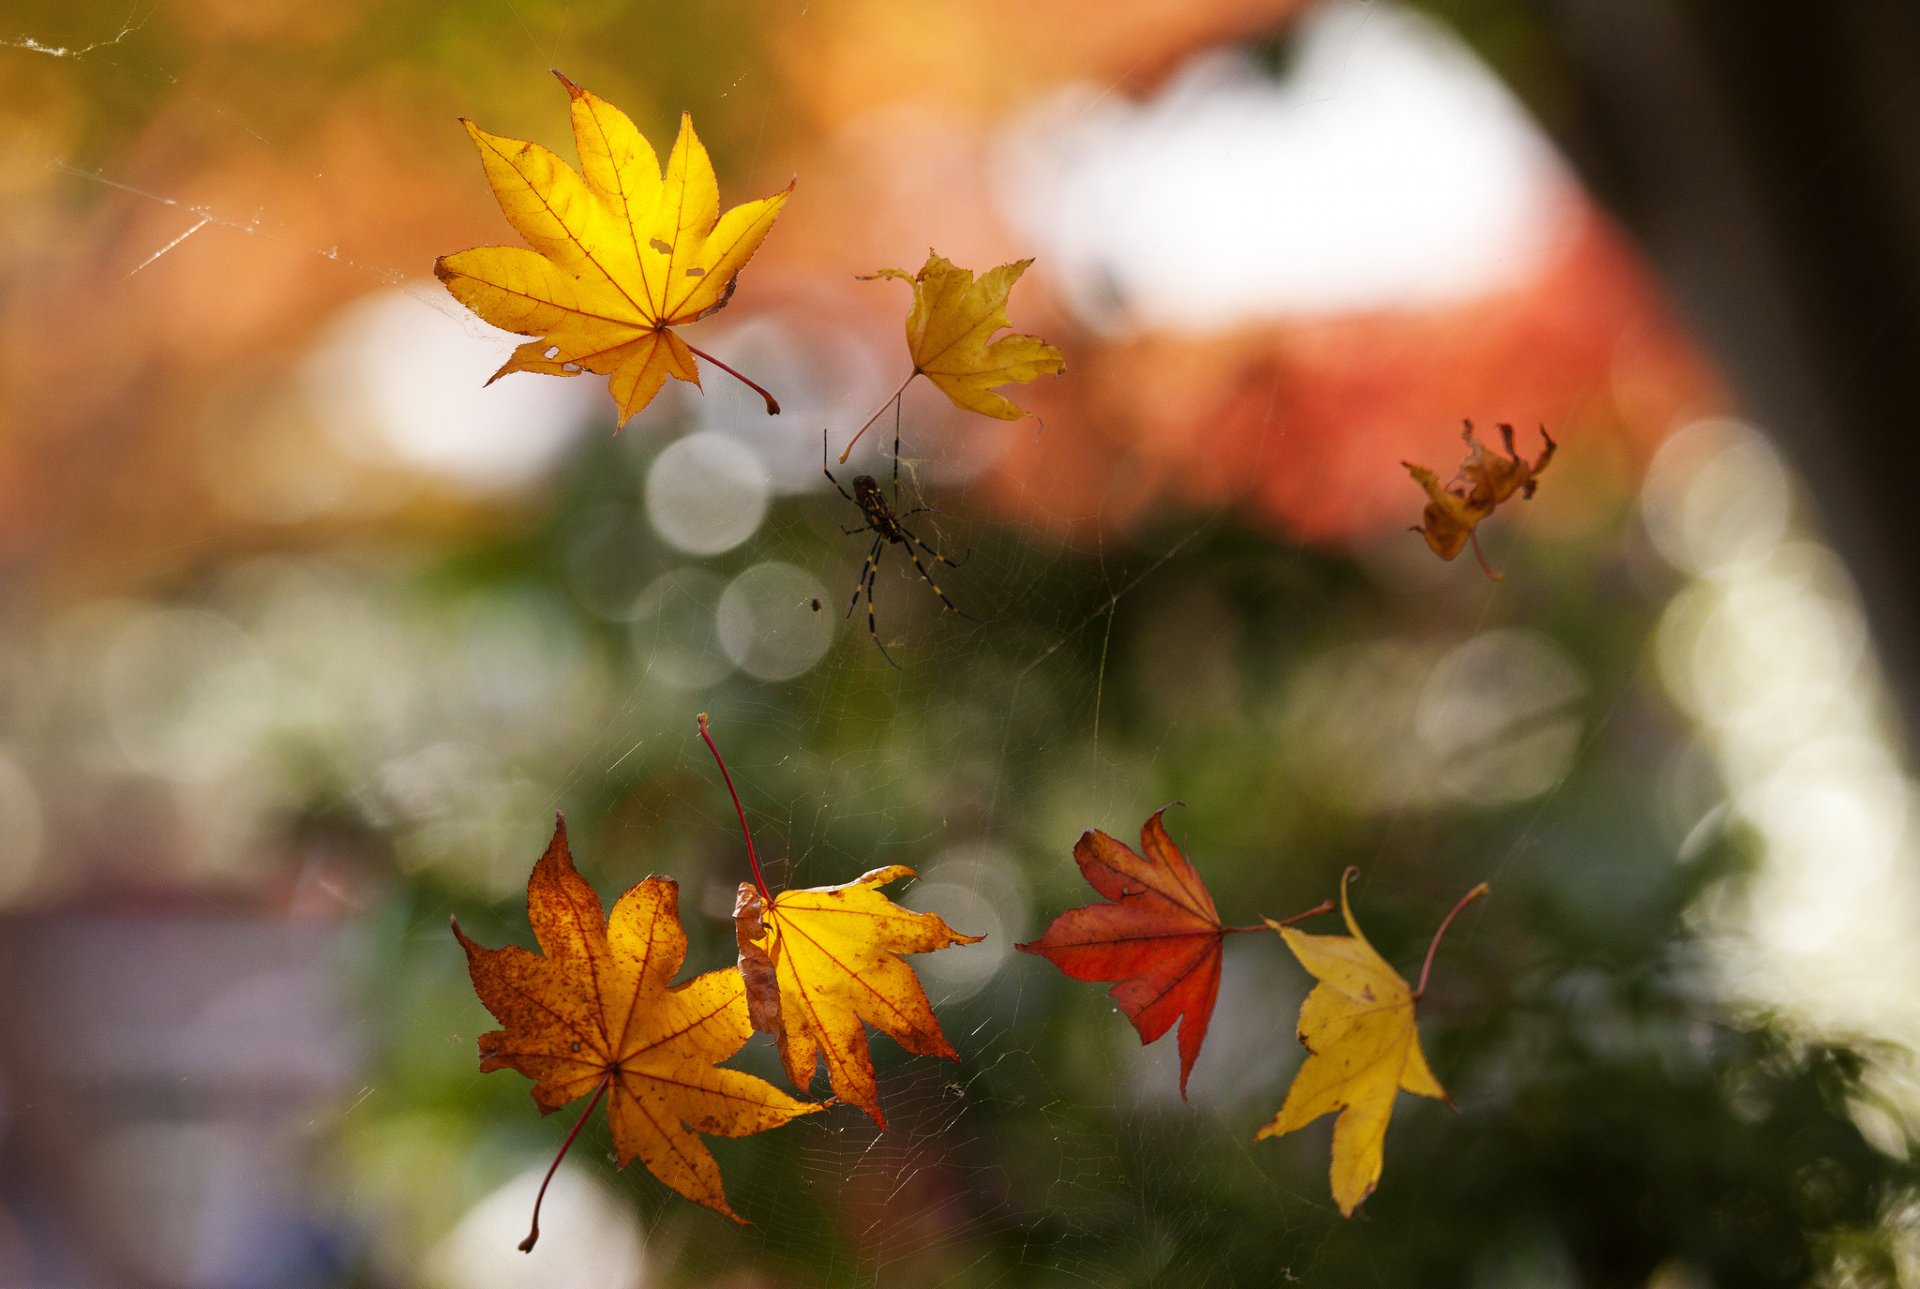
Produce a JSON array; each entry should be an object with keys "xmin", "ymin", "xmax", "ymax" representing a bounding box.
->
[{"xmin": 1403, "ymin": 420, "xmax": 1555, "ymax": 579}]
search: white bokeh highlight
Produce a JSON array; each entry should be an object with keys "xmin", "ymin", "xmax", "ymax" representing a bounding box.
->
[
  {"xmin": 307, "ymin": 288, "xmax": 596, "ymax": 489},
  {"xmin": 645, "ymin": 432, "xmax": 771, "ymax": 556},
  {"xmin": 427, "ymin": 1164, "xmax": 646, "ymax": 1289},
  {"xmin": 716, "ymin": 562, "xmax": 833, "ymax": 681},
  {"xmin": 1416, "ymin": 629, "xmax": 1588, "ymax": 803},
  {"xmin": 1642, "ymin": 418, "xmax": 1793, "ymax": 578},
  {"xmin": 905, "ymin": 843, "xmax": 1030, "ymax": 1003},
  {"xmin": 1281, "ymin": 629, "xmax": 1587, "ymax": 810},
  {"xmin": 1003, "ymin": 0, "xmax": 1569, "ymax": 333},
  {"xmin": 1644, "ymin": 420, "xmax": 1920, "ymax": 1133}
]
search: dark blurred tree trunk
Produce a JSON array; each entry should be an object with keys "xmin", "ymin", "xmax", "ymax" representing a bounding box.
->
[{"xmin": 1535, "ymin": 0, "xmax": 1920, "ymax": 737}]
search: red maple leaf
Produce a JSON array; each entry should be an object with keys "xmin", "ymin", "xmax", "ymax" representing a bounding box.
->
[{"xmin": 1019, "ymin": 808, "xmax": 1323, "ymax": 1096}]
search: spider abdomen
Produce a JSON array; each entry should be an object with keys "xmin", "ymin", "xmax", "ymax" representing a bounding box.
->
[{"xmin": 852, "ymin": 476, "xmax": 908, "ymax": 543}]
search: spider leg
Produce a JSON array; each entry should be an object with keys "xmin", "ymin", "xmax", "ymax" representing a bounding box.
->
[
  {"xmin": 822, "ymin": 426, "xmax": 858, "ymax": 505},
  {"xmin": 897, "ymin": 530, "xmax": 981, "ymax": 622},
  {"xmin": 860, "ymin": 545, "xmax": 902, "ymax": 669},
  {"xmin": 890, "ymin": 503, "xmax": 971, "ymax": 568},
  {"xmin": 890, "ymin": 396, "xmax": 903, "ymax": 500},
  {"xmin": 906, "ymin": 527, "xmax": 970, "ymax": 570},
  {"xmin": 845, "ymin": 538, "xmax": 882, "ymax": 618}
]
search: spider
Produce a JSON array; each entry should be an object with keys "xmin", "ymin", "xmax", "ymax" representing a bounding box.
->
[{"xmin": 823, "ymin": 423, "xmax": 973, "ymax": 667}]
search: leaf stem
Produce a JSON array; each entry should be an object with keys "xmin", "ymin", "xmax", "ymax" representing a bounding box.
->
[
  {"xmin": 1415, "ymin": 882, "xmax": 1490, "ymax": 999},
  {"xmin": 519, "ymin": 1073, "xmax": 612, "ymax": 1253},
  {"xmin": 838, "ymin": 372, "xmax": 917, "ymax": 463},
  {"xmin": 1226, "ymin": 897, "xmax": 1336, "ymax": 935},
  {"xmin": 1467, "ymin": 531, "xmax": 1505, "ymax": 582},
  {"xmin": 696, "ymin": 713, "xmax": 772, "ymax": 903},
  {"xmin": 684, "ymin": 342, "xmax": 781, "ymax": 415}
]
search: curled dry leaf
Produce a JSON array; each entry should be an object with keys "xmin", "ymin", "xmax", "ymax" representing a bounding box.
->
[
  {"xmin": 734, "ymin": 869, "xmax": 983, "ymax": 1128},
  {"xmin": 1257, "ymin": 869, "xmax": 1487, "ymax": 1217},
  {"xmin": 453, "ymin": 817, "xmax": 821, "ymax": 1235},
  {"xmin": 436, "ymin": 72, "xmax": 791, "ymax": 426},
  {"xmin": 1403, "ymin": 420, "xmax": 1556, "ymax": 579},
  {"xmin": 1016, "ymin": 809, "xmax": 1231, "ymax": 1098}
]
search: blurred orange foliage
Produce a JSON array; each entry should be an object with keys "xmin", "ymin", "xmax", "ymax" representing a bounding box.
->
[
  {"xmin": 0, "ymin": 0, "xmax": 1725, "ymax": 601},
  {"xmin": 974, "ymin": 201, "xmax": 1720, "ymax": 548},
  {"xmin": 751, "ymin": 3, "xmax": 1723, "ymax": 551}
]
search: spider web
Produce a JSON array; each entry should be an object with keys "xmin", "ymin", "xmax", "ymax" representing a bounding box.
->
[{"xmin": 11, "ymin": 4, "xmax": 1906, "ymax": 1288}]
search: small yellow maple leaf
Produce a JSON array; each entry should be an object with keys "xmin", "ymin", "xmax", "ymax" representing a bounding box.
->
[
  {"xmin": 436, "ymin": 72, "xmax": 791, "ymax": 427},
  {"xmin": 839, "ymin": 251, "xmax": 1065, "ymax": 460},
  {"xmin": 1403, "ymin": 419, "xmax": 1556, "ymax": 580},
  {"xmin": 1257, "ymin": 869, "xmax": 1487, "ymax": 1216},
  {"xmin": 453, "ymin": 817, "xmax": 822, "ymax": 1239},
  {"xmin": 734, "ymin": 868, "xmax": 983, "ymax": 1128}
]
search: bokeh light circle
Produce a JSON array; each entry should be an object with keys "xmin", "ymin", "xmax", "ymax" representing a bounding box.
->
[
  {"xmin": 1416, "ymin": 628, "xmax": 1587, "ymax": 803},
  {"xmin": 99, "ymin": 607, "xmax": 274, "ymax": 783},
  {"xmin": 1641, "ymin": 417, "xmax": 1792, "ymax": 578},
  {"xmin": 629, "ymin": 569, "xmax": 732, "ymax": 690},
  {"xmin": 905, "ymin": 843, "xmax": 1029, "ymax": 1003},
  {"xmin": 310, "ymin": 287, "xmax": 592, "ymax": 490},
  {"xmin": 716, "ymin": 562, "xmax": 833, "ymax": 681},
  {"xmin": 645, "ymin": 432, "xmax": 770, "ymax": 555}
]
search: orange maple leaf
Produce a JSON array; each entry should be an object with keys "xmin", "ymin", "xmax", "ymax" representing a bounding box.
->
[
  {"xmin": 452, "ymin": 816, "xmax": 822, "ymax": 1243},
  {"xmin": 839, "ymin": 251, "xmax": 1065, "ymax": 460},
  {"xmin": 699, "ymin": 715, "xmax": 981, "ymax": 1128},
  {"xmin": 436, "ymin": 72, "xmax": 791, "ymax": 426},
  {"xmin": 1017, "ymin": 808, "xmax": 1330, "ymax": 1097},
  {"xmin": 1257, "ymin": 869, "xmax": 1487, "ymax": 1216},
  {"xmin": 1402, "ymin": 420, "xmax": 1556, "ymax": 579}
]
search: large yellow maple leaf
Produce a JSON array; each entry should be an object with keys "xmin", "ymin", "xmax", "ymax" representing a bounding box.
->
[
  {"xmin": 1257, "ymin": 869, "xmax": 1487, "ymax": 1216},
  {"xmin": 734, "ymin": 867, "xmax": 982, "ymax": 1129},
  {"xmin": 453, "ymin": 817, "xmax": 821, "ymax": 1240},
  {"xmin": 697, "ymin": 713, "xmax": 979, "ymax": 1128},
  {"xmin": 436, "ymin": 73, "xmax": 791, "ymax": 427}
]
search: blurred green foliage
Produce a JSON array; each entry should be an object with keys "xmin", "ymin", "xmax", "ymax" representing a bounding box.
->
[{"xmin": 319, "ymin": 402, "xmax": 1920, "ymax": 1286}]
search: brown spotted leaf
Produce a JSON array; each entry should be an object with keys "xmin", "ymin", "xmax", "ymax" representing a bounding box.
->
[{"xmin": 453, "ymin": 817, "xmax": 821, "ymax": 1225}]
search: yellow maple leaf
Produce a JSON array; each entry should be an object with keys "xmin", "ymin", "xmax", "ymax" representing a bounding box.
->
[
  {"xmin": 1257, "ymin": 869, "xmax": 1488, "ymax": 1216},
  {"xmin": 734, "ymin": 868, "xmax": 982, "ymax": 1127},
  {"xmin": 453, "ymin": 817, "xmax": 822, "ymax": 1241},
  {"xmin": 1403, "ymin": 419, "xmax": 1556, "ymax": 580},
  {"xmin": 839, "ymin": 251, "xmax": 1065, "ymax": 460},
  {"xmin": 435, "ymin": 73, "xmax": 791, "ymax": 427},
  {"xmin": 697, "ymin": 713, "xmax": 980, "ymax": 1127}
]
